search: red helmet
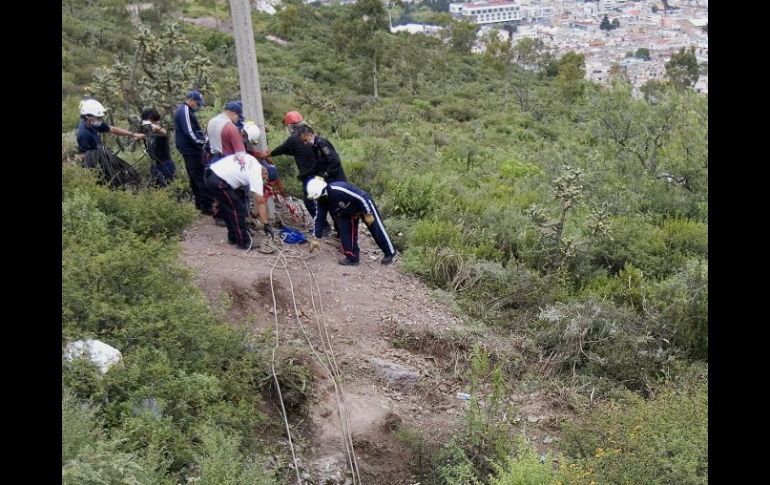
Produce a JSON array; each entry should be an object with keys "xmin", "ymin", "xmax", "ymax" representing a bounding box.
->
[{"xmin": 283, "ymin": 111, "xmax": 303, "ymax": 125}]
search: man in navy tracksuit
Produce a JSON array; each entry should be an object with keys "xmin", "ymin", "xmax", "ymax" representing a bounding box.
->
[
  {"xmin": 305, "ymin": 177, "xmax": 396, "ymax": 266},
  {"xmin": 174, "ymin": 90, "xmax": 211, "ymax": 214}
]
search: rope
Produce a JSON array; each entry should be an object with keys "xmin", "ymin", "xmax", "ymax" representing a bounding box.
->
[
  {"xmin": 82, "ymin": 144, "xmax": 141, "ymax": 189},
  {"xmin": 256, "ymin": 238, "xmax": 363, "ymax": 484},
  {"xmin": 267, "ymin": 249, "xmax": 303, "ymax": 485}
]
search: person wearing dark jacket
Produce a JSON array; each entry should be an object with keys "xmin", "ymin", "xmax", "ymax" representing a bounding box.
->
[
  {"xmin": 173, "ymin": 90, "xmax": 211, "ymax": 214},
  {"xmin": 77, "ymin": 98, "xmax": 144, "ymax": 157},
  {"xmin": 295, "ymin": 124, "xmax": 347, "ymax": 183},
  {"xmin": 305, "ymin": 177, "xmax": 396, "ymax": 266},
  {"xmin": 268, "ymin": 111, "xmax": 320, "ymax": 218},
  {"xmin": 140, "ymin": 108, "xmax": 176, "ymax": 187}
]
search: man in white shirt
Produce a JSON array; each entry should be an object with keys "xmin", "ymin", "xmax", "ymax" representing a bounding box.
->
[{"xmin": 204, "ymin": 153, "xmax": 274, "ymax": 250}]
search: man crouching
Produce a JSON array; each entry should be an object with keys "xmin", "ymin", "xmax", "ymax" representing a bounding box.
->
[{"xmin": 204, "ymin": 153, "xmax": 275, "ymax": 250}]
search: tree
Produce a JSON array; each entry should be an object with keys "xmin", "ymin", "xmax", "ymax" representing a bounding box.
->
[
  {"xmin": 640, "ymin": 79, "xmax": 668, "ymax": 103},
  {"xmin": 87, "ymin": 22, "xmax": 213, "ymax": 129},
  {"xmin": 512, "ymin": 37, "xmax": 553, "ymax": 77},
  {"xmin": 334, "ymin": 0, "xmax": 390, "ymax": 98},
  {"xmin": 555, "ymin": 51, "xmax": 585, "ymax": 100},
  {"xmin": 600, "ymin": 15, "xmax": 612, "ymax": 31},
  {"xmin": 665, "ymin": 46, "xmax": 699, "ymax": 90},
  {"xmin": 611, "ymin": 18, "xmax": 620, "ymax": 29},
  {"xmin": 447, "ymin": 19, "xmax": 479, "ymax": 54},
  {"xmin": 634, "ymin": 48, "xmax": 651, "ymax": 61},
  {"xmin": 482, "ymin": 29, "xmax": 514, "ymax": 73},
  {"xmin": 592, "ymin": 81, "xmax": 684, "ymax": 174}
]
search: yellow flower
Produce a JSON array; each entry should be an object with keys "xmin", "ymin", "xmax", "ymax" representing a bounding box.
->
[{"xmin": 595, "ymin": 448, "xmax": 605, "ymax": 458}]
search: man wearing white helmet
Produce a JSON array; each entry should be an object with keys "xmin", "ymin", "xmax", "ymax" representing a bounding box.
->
[
  {"xmin": 306, "ymin": 177, "xmax": 396, "ymax": 266},
  {"xmin": 204, "ymin": 153, "xmax": 275, "ymax": 250},
  {"xmin": 76, "ymin": 98, "xmax": 145, "ymax": 159}
]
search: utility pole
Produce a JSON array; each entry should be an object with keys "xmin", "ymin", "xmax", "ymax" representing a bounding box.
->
[{"xmin": 229, "ymin": 0, "xmax": 268, "ymax": 151}]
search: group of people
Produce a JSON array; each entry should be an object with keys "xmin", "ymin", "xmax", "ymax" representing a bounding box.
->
[{"xmin": 75, "ymin": 92, "xmax": 396, "ymax": 266}]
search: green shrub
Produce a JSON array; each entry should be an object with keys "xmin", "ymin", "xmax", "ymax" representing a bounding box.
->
[
  {"xmin": 593, "ymin": 216, "xmax": 669, "ymax": 277},
  {"xmin": 499, "ymin": 160, "xmax": 543, "ymax": 179},
  {"xmin": 661, "ymin": 217, "xmax": 708, "ymax": 258},
  {"xmin": 584, "ymin": 263, "xmax": 649, "ymax": 310},
  {"xmin": 386, "ymin": 174, "xmax": 444, "ymax": 218},
  {"xmin": 489, "ymin": 436, "xmax": 596, "ymax": 485},
  {"xmin": 562, "ymin": 377, "xmax": 708, "ymax": 484},
  {"xmin": 62, "ymin": 165, "xmax": 197, "ymax": 238},
  {"xmin": 410, "ymin": 219, "xmax": 463, "ymax": 249},
  {"xmin": 535, "ymin": 298, "xmax": 674, "ymax": 389},
  {"xmin": 434, "ymin": 346, "xmax": 514, "ymax": 484},
  {"xmin": 62, "ymin": 389, "xmax": 159, "ymax": 484},
  {"xmin": 190, "ymin": 423, "xmax": 277, "ymax": 485},
  {"xmin": 651, "ymin": 259, "xmax": 708, "ymax": 360}
]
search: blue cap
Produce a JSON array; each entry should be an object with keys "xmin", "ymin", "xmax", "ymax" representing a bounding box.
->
[
  {"xmin": 187, "ymin": 90, "xmax": 205, "ymax": 106},
  {"xmin": 224, "ymin": 101, "xmax": 243, "ymax": 116}
]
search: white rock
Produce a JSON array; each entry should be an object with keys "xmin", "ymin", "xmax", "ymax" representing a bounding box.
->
[{"xmin": 64, "ymin": 339, "xmax": 122, "ymax": 374}]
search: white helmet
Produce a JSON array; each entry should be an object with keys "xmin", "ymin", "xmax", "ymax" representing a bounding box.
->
[
  {"xmin": 306, "ymin": 176, "xmax": 328, "ymax": 200},
  {"xmin": 79, "ymin": 99, "xmax": 106, "ymax": 117},
  {"xmin": 243, "ymin": 121, "xmax": 261, "ymax": 144}
]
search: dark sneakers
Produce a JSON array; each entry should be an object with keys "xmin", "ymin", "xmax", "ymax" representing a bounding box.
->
[
  {"xmin": 381, "ymin": 252, "xmax": 396, "ymax": 265},
  {"xmin": 338, "ymin": 257, "xmax": 359, "ymax": 266}
]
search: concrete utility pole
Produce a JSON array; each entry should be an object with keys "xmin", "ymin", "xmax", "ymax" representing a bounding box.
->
[{"xmin": 229, "ymin": 0, "xmax": 268, "ymax": 151}]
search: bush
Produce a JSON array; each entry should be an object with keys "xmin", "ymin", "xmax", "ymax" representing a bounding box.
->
[
  {"xmin": 62, "ymin": 165, "xmax": 197, "ymax": 238},
  {"xmin": 535, "ymin": 298, "xmax": 674, "ymax": 389},
  {"xmin": 651, "ymin": 259, "xmax": 708, "ymax": 360},
  {"xmin": 584, "ymin": 263, "xmax": 649, "ymax": 310},
  {"xmin": 490, "ymin": 436, "xmax": 595, "ymax": 485},
  {"xmin": 410, "ymin": 219, "xmax": 463, "ymax": 249},
  {"xmin": 434, "ymin": 347, "xmax": 514, "ymax": 484},
  {"xmin": 562, "ymin": 377, "xmax": 708, "ymax": 484},
  {"xmin": 592, "ymin": 216, "xmax": 670, "ymax": 277},
  {"xmin": 384, "ymin": 174, "xmax": 446, "ymax": 218},
  {"xmin": 190, "ymin": 423, "xmax": 276, "ymax": 485},
  {"xmin": 62, "ymin": 389, "xmax": 159, "ymax": 484},
  {"xmin": 499, "ymin": 160, "xmax": 543, "ymax": 179}
]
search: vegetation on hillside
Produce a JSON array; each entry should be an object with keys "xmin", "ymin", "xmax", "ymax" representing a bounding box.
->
[{"xmin": 62, "ymin": 0, "xmax": 707, "ymax": 482}]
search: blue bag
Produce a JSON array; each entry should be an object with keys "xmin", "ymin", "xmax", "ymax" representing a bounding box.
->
[{"xmin": 280, "ymin": 226, "xmax": 307, "ymax": 244}]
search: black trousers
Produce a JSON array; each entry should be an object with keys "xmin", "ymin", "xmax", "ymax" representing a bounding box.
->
[
  {"xmin": 182, "ymin": 151, "xmax": 212, "ymax": 212},
  {"xmin": 204, "ymin": 170, "xmax": 252, "ymax": 249}
]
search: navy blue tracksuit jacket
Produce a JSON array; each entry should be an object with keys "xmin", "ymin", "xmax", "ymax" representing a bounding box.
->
[{"xmin": 315, "ymin": 182, "xmax": 395, "ymax": 263}]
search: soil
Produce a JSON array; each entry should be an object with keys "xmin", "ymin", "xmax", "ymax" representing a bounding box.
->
[{"xmin": 181, "ymin": 215, "xmax": 565, "ymax": 484}]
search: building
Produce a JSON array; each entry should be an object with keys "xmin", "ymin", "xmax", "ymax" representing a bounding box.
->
[{"xmin": 450, "ymin": 1, "xmax": 523, "ymax": 25}]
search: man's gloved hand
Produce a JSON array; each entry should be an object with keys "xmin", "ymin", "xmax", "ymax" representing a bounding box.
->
[
  {"xmin": 263, "ymin": 223, "xmax": 275, "ymax": 240},
  {"xmin": 363, "ymin": 213, "xmax": 375, "ymax": 225}
]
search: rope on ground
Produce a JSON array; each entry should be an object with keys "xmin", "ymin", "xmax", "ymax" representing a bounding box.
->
[
  {"xmin": 260, "ymin": 238, "xmax": 362, "ymax": 485},
  {"xmin": 305, "ymin": 261, "xmax": 363, "ymax": 484},
  {"xmin": 267, "ymin": 249, "xmax": 303, "ymax": 485}
]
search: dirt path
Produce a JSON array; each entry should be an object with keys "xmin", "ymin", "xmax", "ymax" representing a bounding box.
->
[
  {"xmin": 181, "ymin": 215, "xmax": 566, "ymax": 483},
  {"xmin": 181, "ymin": 215, "xmax": 472, "ymax": 484}
]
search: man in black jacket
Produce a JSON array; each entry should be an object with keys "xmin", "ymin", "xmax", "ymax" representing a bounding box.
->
[
  {"xmin": 268, "ymin": 111, "xmax": 321, "ymax": 218},
  {"xmin": 295, "ymin": 124, "xmax": 347, "ymax": 184}
]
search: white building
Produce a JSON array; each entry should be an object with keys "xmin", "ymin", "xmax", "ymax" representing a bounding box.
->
[{"xmin": 450, "ymin": 1, "xmax": 523, "ymax": 25}]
